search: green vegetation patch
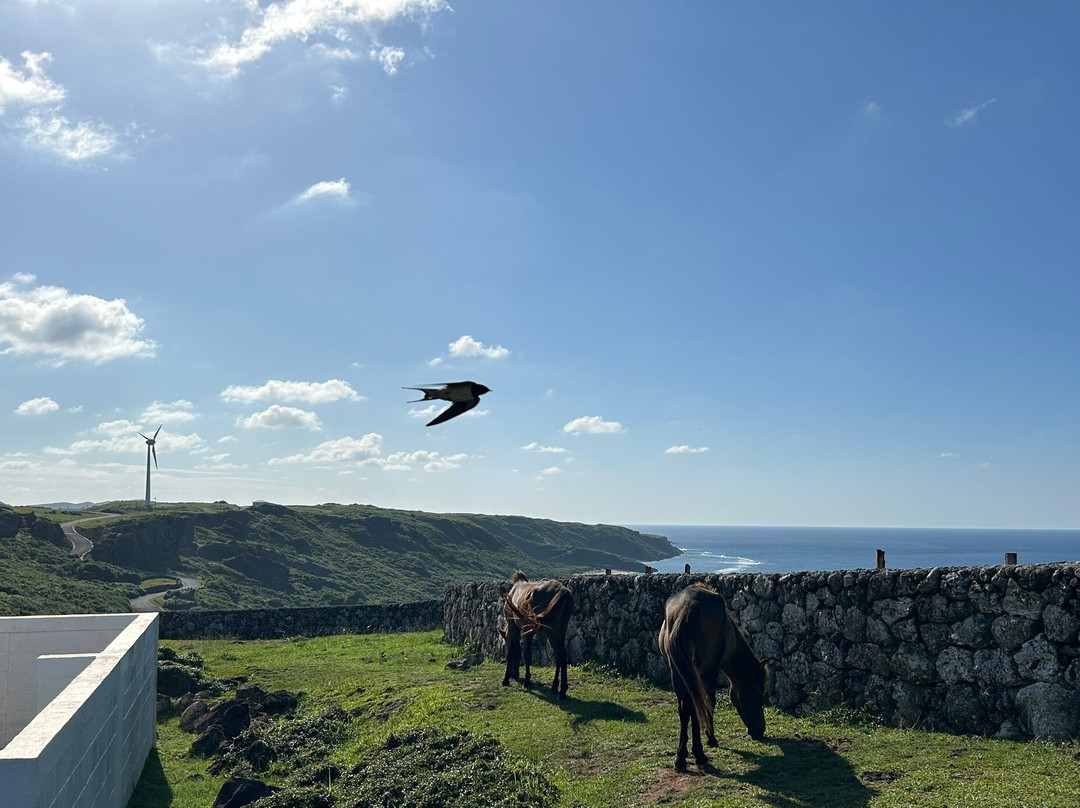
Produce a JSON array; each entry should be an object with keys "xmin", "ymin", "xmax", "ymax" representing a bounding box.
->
[{"xmin": 135, "ymin": 632, "xmax": 1080, "ymax": 808}]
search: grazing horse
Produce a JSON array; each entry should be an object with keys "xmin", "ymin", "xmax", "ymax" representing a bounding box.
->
[
  {"xmin": 500, "ymin": 571, "xmax": 574, "ymax": 698},
  {"xmin": 658, "ymin": 583, "xmax": 768, "ymax": 770}
]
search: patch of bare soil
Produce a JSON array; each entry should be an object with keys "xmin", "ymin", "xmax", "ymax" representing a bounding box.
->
[
  {"xmin": 637, "ymin": 765, "xmax": 709, "ymax": 805},
  {"xmin": 860, "ymin": 770, "xmax": 900, "ymax": 784}
]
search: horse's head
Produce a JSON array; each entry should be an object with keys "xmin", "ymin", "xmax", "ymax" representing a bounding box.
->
[{"xmin": 730, "ymin": 659, "xmax": 768, "ymax": 741}]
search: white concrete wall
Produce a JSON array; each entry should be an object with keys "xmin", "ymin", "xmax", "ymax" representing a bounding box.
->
[{"xmin": 0, "ymin": 614, "xmax": 158, "ymax": 808}]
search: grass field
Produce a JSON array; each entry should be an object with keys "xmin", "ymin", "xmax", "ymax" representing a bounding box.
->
[{"xmin": 134, "ymin": 631, "xmax": 1080, "ymax": 808}]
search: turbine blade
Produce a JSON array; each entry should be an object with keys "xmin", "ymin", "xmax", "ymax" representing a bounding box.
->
[
  {"xmin": 153, "ymin": 424, "xmax": 163, "ymax": 439},
  {"xmin": 139, "ymin": 433, "xmax": 150, "ymax": 441},
  {"xmin": 152, "ymin": 445, "xmax": 158, "ymax": 468}
]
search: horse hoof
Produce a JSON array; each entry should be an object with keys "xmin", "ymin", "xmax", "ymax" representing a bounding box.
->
[
  {"xmin": 501, "ymin": 680, "xmax": 510, "ymax": 687},
  {"xmin": 707, "ymin": 737, "xmax": 718, "ymax": 748},
  {"xmin": 674, "ymin": 758, "xmax": 688, "ymax": 772},
  {"xmin": 694, "ymin": 752, "xmax": 709, "ymax": 767}
]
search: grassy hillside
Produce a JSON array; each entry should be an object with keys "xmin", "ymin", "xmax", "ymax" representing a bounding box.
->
[
  {"xmin": 137, "ymin": 631, "xmax": 1080, "ymax": 808},
  {"xmin": 82, "ymin": 501, "xmax": 679, "ymax": 609},
  {"xmin": 0, "ymin": 506, "xmax": 140, "ymax": 615}
]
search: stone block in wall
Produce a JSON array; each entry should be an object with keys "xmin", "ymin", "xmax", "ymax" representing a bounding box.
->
[
  {"xmin": 916, "ymin": 594, "xmax": 949, "ymax": 623},
  {"xmin": 1003, "ymin": 579, "xmax": 1045, "ymax": 619},
  {"xmin": 919, "ymin": 623, "xmax": 951, "ymax": 654},
  {"xmin": 890, "ymin": 643, "xmax": 934, "ymax": 684},
  {"xmin": 1043, "ymin": 604, "xmax": 1080, "ymax": 644},
  {"xmin": 1015, "ymin": 682, "xmax": 1080, "ymax": 740},
  {"xmin": 781, "ymin": 603, "xmax": 807, "ymax": 634},
  {"xmin": 990, "ymin": 615, "xmax": 1038, "ymax": 651},
  {"xmin": 845, "ymin": 643, "xmax": 890, "ymax": 677},
  {"xmin": 811, "ymin": 638, "xmax": 843, "ymax": 669},
  {"xmin": 945, "ymin": 683, "xmax": 990, "ymax": 734},
  {"xmin": 803, "ymin": 662, "xmax": 843, "ymax": 711},
  {"xmin": 866, "ymin": 571, "xmax": 896, "ymax": 600},
  {"xmin": 936, "ymin": 647, "xmax": 975, "ymax": 684},
  {"xmin": 891, "ymin": 680, "xmax": 929, "ymax": 727},
  {"xmin": 949, "ymin": 614, "xmax": 993, "ymax": 649},
  {"xmin": 865, "ymin": 615, "xmax": 895, "ymax": 647},
  {"xmin": 915, "ymin": 568, "xmax": 943, "ymax": 596},
  {"xmin": 840, "ymin": 606, "xmax": 866, "ymax": 643},
  {"xmin": 873, "ymin": 598, "xmax": 914, "ymax": 625},
  {"xmin": 973, "ymin": 648, "xmax": 1022, "ymax": 687},
  {"xmin": 940, "ymin": 569, "xmax": 973, "ymax": 601},
  {"xmin": 1065, "ymin": 659, "xmax": 1080, "ymax": 690},
  {"xmin": 812, "ymin": 608, "xmax": 842, "ymax": 641},
  {"xmin": 893, "ymin": 619, "xmax": 919, "ymax": 643},
  {"xmin": 1015, "ymin": 635, "xmax": 1061, "ymax": 683}
]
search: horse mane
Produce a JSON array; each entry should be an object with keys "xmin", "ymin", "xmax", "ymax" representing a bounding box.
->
[
  {"xmin": 511, "ymin": 570, "xmax": 528, "ymax": 583},
  {"xmin": 504, "ymin": 584, "xmax": 570, "ymax": 638}
]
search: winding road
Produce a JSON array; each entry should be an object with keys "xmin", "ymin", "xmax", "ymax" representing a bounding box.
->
[
  {"xmin": 60, "ymin": 510, "xmax": 201, "ymax": 612},
  {"xmin": 61, "ymin": 512, "xmax": 117, "ymax": 558}
]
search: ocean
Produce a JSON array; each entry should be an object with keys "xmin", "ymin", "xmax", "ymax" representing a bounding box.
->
[{"xmin": 626, "ymin": 525, "xmax": 1080, "ymax": 575}]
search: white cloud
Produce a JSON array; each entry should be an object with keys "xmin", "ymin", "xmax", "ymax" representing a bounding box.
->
[
  {"xmin": 447, "ymin": 335, "xmax": 510, "ymax": 360},
  {"xmin": 218, "ymin": 435, "xmax": 237, "ymax": 443},
  {"xmin": 268, "ymin": 433, "xmax": 383, "ymax": 464},
  {"xmin": 0, "ymin": 51, "xmax": 120, "ymax": 161},
  {"xmin": 940, "ymin": 451, "xmax": 960, "ymax": 459},
  {"xmin": 0, "ymin": 459, "xmax": 35, "ymax": 470},
  {"xmin": 221, "ymin": 379, "xmax": 362, "ymax": 404},
  {"xmin": 521, "ymin": 442, "xmax": 568, "ymax": 454},
  {"xmin": 379, "ymin": 449, "xmax": 468, "ymax": 473},
  {"xmin": 11, "ymin": 272, "xmax": 37, "ymax": 284},
  {"xmin": 237, "ymin": 405, "xmax": 322, "ymax": 430},
  {"xmin": 330, "ymin": 85, "xmax": 348, "ymax": 104},
  {"xmin": 538, "ymin": 466, "xmax": 561, "ymax": 476},
  {"xmin": 428, "ymin": 357, "xmax": 443, "ymax": 367},
  {"xmin": 311, "ymin": 44, "xmax": 360, "ymax": 62},
  {"xmin": 44, "ymin": 420, "xmax": 205, "ymax": 455},
  {"xmin": 0, "ymin": 280, "xmax": 156, "ymax": 363},
  {"xmin": 0, "ymin": 51, "xmax": 65, "ymax": 112},
  {"xmin": 563, "ymin": 415, "xmax": 625, "ymax": 435},
  {"xmin": 15, "ymin": 396, "xmax": 59, "ymax": 416},
  {"xmin": 665, "ymin": 445, "xmax": 709, "ymax": 454},
  {"xmin": 408, "ymin": 404, "xmax": 438, "ymax": 419},
  {"xmin": 296, "ymin": 178, "xmax": 353, "ymax": 204},
  {"xmin": 370, "ymin": 45, "xmax": 404, "ymax": 76},
  {"xmin": 141, "ymin": 399, "xmax": 198, "ymax": 424},
  {"xmin": 19, "ymin": 113, "xmax": 118, "ymax": 161},
  {"xmin": 948, "ymin": 98, "xmax": 996, "ymax": 127},
  {"xmin": 201, "ymin": 0, "xmax": 447, "ymax": 78}
]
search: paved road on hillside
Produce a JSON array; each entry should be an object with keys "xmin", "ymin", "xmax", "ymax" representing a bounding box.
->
[
  {"xmin": 130, "ymin": 576, "xmax": 201, "ymax": 612},
  {"xmin": 61, "ymin": 512, "xmax": 117, "ymax": 558}
]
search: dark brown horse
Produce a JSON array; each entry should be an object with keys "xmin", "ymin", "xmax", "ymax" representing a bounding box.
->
[
  {"xmin": 500, "ymin": 571, "xmax": 574, "ymax": 698},
  {"xmin": 658, "ymin": 583, "xmax": 768, "ymax": 770}
]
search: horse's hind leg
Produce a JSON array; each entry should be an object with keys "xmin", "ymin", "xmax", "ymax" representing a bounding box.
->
[
  {"xmin": 550, "ymin": 637, "xmax": 568, "ymax": 698},
  {"xmin": 671, "ymin": 680, "xmax": 691, "ymax": 771},
  {"xmin": 523, "ymin": 635, "xmax": 533, "ymax": 687}
]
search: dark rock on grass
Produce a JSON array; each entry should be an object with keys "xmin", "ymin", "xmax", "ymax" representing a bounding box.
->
[
  {"xmin": 192, "ymin": 726, "xmax": 227, "ymax": 758},
  {"xmin": 235, "ymin": 684, "xmax": 300, "ymax": 716},
  {"xmin": 445, "ymin": 652, "xmax": 484, "ymax": 670},
  {"xmin": 213, "ymin": 777, "xmax": 279, "ymax": 808},
  {"xmin": 180, "ymin": 700, "xmax": 209, "ymax": 732},
  {"xmin": 157, "ymin": 695, "xmax": 172, "ymax": 716}
]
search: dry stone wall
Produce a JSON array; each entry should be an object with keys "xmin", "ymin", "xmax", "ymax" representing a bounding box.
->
[
  {"xmin": 159, "ymin": 600, "xmax": 441, "ymax": 640},
  {"xmin": 443, "ymin": 564, "xmax": 1080, "ymax": 740}
]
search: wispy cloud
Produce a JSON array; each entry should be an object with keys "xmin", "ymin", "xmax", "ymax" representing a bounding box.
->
[
  {"xmin": 948, "ymin": 98, "xmax": 996, "ymax": 128},
  {"xmin": 295, "ymin": 178, "xmax": 354, "ymax": 205},
  {"xmin": 268, "ymin": 433, "xmax": 383, "ymax": 464},
  {"xmin": 370, "ymin": 45, "xmax": 405, "ymax": 76},
  {"xmin": 0, "ymin": 279, "xmax": 156, "ymax": 363},
  {"xmin": 14, "ymin": 396, "xmax": 59, "ymax": 416},
  {"xmin": 237, "ymin": 405, "xmax": 322, "ymax": 430},
  {"xmin": 563, "ymin": 415, "xmax": 625, "ymax": 435},
  {"xmin": 940, "ymin": 451, "xmax": 960, "ymax": 459},
  {"xmin": 664, "ymin": 445, "xmax": 708, "ymax": 454},
  {"xmin": 221, "ymin": 379, "xmax": 363, "ymax": 404},
  {"xmin": 44, "ymin": 419, "xmax": 205, "ymax": 454},
  {"xmin": 521, "ymin": 442, "xmax": 568, "ymax": 454},
  {"xmin": 863, "ymin": 101, "xmax": 881, "ymax": 116},
  {"xmin": 201, "ymin": 0, "xmax": 447, "ymax": 78},
  {"xmin": 534, "ymin": 466, "xmax": 562, "ymax": 481},
  {"xmin": 141, "ymin": 399, "xmax": 198, "ymax": 424},
  {"xmin": 448, "ymin": 335, "xmax": 510, "ymax": 360},
  {"xmin": 0, "ymin": 51, "xmax": 120, "ymax": 160}
]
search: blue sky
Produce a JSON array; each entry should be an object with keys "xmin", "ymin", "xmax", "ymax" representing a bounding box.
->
[{"xmin": 1, "ymin": 1, "xmax": 1077, "ymax": 527}]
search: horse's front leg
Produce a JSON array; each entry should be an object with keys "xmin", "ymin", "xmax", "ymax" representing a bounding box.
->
[
  {"xmin": 502, "ymin": 633, "xmax": 520, "ymax": 686},
  {"xmin": 523, "ymin": 635, "xmax": 533, "ymax": 687}
]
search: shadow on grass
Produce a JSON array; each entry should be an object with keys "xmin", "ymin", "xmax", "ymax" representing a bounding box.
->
[
  {"xmin": 722, "ymin": 737, "xmax": 874, "ymax": 808},
  {"xmin": 125, "ymin": 747, "xmax": 173, "ymax": 808},
  {"xmin": 524, "ymin": 685, "xmax": 648, "ymax": 729}
]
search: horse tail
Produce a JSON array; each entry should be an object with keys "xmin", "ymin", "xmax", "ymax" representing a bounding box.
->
[
  {"xmin": 533, "ymin": 587, "xmax": 572, "ymax": 626},
  {"xmin": 665, "ymin": 605, "xmax": 714, "ymax": 738},
  {"xmin": 511, "ymin": 570, "xmax": 528, "ymax": 583}
]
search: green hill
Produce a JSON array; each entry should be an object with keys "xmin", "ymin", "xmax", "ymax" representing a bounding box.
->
[
  {"xmin": 77, "ymin": 501, "xmax": 678, "ymax": 610},
  {"xmin": 0, "ymin": 505, "xmax": 141, "ymax": 615}
]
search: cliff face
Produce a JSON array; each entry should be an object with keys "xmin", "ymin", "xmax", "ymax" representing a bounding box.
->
[
  {"xmin": 87, "ymin": 515, "xmax": 195, "ymax": 570},
  {"xmin": 0, "ymin": 507, "xmax": 67, "ymax": 547}
]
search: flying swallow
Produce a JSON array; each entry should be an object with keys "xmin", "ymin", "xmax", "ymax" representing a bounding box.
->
[{"xmin": 404, "ymin": 381, "xmax": 491, "ymax": 427}]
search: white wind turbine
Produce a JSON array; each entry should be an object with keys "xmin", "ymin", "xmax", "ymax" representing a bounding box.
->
[{"xmin": 139, "ymin": 425, "xmax": 162, "ymax": 510}]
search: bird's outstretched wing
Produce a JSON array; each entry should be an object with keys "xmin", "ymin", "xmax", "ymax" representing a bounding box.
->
[{"xmin": 427, "ymin": 398, "xmax": 479, "ymax": 427}]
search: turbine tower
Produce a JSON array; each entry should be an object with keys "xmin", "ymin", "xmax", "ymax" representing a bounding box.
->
[{"xmin": 139, "ymin": 425, "xmax": 162, "ymax": 510}]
